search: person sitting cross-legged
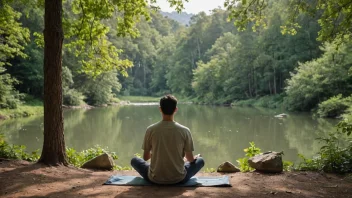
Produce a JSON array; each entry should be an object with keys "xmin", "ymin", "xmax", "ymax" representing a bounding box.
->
[{"xmin": 131, "ymin": 94, "xmax": 205, "ymax": 184}]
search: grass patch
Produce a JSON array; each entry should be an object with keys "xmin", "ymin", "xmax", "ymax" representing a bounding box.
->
[
  {"xmin": 119, "ymin": 96, "xmax": 161, "ymax": 102},
  {"xmin": 0, "ymin": 99, "xmax": 43, "ymax": 119}
]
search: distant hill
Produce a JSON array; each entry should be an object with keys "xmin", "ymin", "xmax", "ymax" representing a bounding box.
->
[{"xmin": 160, "ymin": 11, "xmax": 193, "ymax": 26}]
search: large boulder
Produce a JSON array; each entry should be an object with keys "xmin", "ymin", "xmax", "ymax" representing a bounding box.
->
[
  {"xmin": 81, "ymin": 153, "xmax": 114, "ymax": 170},
  {"xmin": 217, "ymin": 161, "xmax": 240, "ymax": 173},
  {"xmin": 248, "ymin": 151, "xmax": 283, "ymax": 173}
]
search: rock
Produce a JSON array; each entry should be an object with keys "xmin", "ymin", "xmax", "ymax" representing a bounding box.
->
[
  {"xmin": 248, "ymin": 151, "xmax": 283, "ymax": 173},
  {"xmin": 0, "ymin": 114, "xmax": 7, "ymax": 120},
  {"xmin": 274, "ymin": 113, "xmax": 288, "ymax": 118},
  {"xmin": 81, "ymin": 153, "xmax": 114, "ymax": 170},
  {"xmin": 217, "ymin": 161, "xmax": 240, "ymax": 173}
]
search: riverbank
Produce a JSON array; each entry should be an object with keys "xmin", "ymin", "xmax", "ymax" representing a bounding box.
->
[
  {"xmin": 0, "ymin": 100, "xmax": 43, "ymax": 120},
  {"xmin": 0, "ymin": 95, "xmax": 283, "ymax": 121},
  {"xmin": 0, "ymin": 99, "xmax": 130, "ymax": 121},
  {"xmin": 0, "ymin": 160, "xmax": 351, "ymax": 198},
  {"xmin": 231, "ymin": 95, "xmax": 285, "ymax": 109},
  {"xmin": 119, "ymin": 96, "xmax": 161, "ymax": 102}
]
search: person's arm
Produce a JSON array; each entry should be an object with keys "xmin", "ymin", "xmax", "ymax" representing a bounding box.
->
[
  {"xmin": 184, "ymin": 128, "xmax": 197, "ymax": 162},
  {"xmin": 142, "ymin": 129, "xmax": 152, "ymax": 161},
  {"xmin": 143, "ymin": 150, "xmax": 151, "ymax": 161},
  {"xmin": 185, "ymin": 151, "xmax": 195, "ymax": 162}
]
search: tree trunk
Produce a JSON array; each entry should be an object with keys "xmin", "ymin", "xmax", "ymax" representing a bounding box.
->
[
  {"xmin": 273, "ymin": 67, "xmax": 277, "ymax": 95},
  {"xmin": 248, "ymin": 73, "xmax": 252, "ymax": 98},
  {"xmin": 38, "ymin": 0, "xmax": 68, "ymax": 165},
  {"xmin": 196, "ymin": 38, "xmax": 201, "ymax": 59}
]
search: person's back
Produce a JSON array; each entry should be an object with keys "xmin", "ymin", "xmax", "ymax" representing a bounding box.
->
[
  {"xmin": 145, "ymin": 121, "xmax": 193, "ymax": 184},
  {"xmin": 131, "ymin": 95, "xmax": 205, "ymax": 184}
]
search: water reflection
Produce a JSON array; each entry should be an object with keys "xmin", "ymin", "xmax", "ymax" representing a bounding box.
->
[{"xmin": 0, "ymin": 105, "xmax": 337, "ymax": 168}]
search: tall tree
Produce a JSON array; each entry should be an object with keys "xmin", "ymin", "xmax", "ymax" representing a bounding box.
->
[
  {"xmin": 38, "ymin": 0, "xmax": 67, "ymax": 165},
  {"xmin": 38, "ymin": 0, "xmax": 187, "ymax": 165}
]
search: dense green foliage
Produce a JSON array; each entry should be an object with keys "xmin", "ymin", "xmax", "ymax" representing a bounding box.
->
[
  {"xmin": 227, "ymin": 0, "xmax": 352, "ymax": 43},
  {"xmin": 317, "ymin": 95, "xmax": 352, "ymax": 118},
  {"xmin": 285, "ymin": 42, "xmax": 352, "ymax": 111},
  {"xmin": 0, "ymin": 3, "xmax": 29, "ymax": 109},
  {"xmin": 0, "ymin": 2, "xmax": 184, "ymax": 107},
  {"xmin": 1, "ymin": 0, "xmax": 352, "ymax": 115},
  {"xmin": 0, "ymin": 133, "xmax": 40, "ymax": 161}
]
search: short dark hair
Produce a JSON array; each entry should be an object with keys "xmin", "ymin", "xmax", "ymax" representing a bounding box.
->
[{"xmin": 160, "ymin": 95, "xmax": 177, "ymax": 115}]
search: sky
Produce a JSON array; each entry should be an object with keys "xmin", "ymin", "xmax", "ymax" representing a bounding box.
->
[{"xmin": 156, "ymin": 0, "xmax": 226, "ymax": 14}]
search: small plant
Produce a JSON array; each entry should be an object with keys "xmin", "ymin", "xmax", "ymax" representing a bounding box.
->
[
  {"xmin": 237, "ymin": 142, "xmax": 261, "ymax": 172},
  {"xmin": 114, "ymin": 165, "xmax": 133, "ymax": 171},
  {"xmin": 204, "ymin": 168, "xmax": 216, "ymax": 173},
  {"xmin": 134, "ymin": 153, "xmax": 142, "ymax": 158},
  {"xmin": 283, "ymin": 160, "xmax": 294, "ymax": 171},
  {"xmin": 297, "ymin": 154, "xmax": 322, "ymax": 171}
]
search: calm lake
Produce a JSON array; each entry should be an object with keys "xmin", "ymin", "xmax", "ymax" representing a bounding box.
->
[{"xmin": 0, "ymin": 104, "xmax": 337, "ymax": 168}]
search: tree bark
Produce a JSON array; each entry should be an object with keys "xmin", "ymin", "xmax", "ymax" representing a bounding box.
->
[
  {"xmin": 38, "ymin": 0, "xmax": 68, "ymax": 165},
  {"xmin": 273, "ymin": 67, "xmax": 277, "ymax": 95}
]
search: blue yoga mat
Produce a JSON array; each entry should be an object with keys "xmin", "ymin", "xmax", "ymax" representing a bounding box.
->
[{"xmin": 104, "ymin": 175, "xmax": 231, "ymax": 187}]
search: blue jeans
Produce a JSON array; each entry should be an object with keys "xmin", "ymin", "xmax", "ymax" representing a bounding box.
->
[{"xmin": 130, "ymin": 157, "xmax": 205, "ymax": 184}]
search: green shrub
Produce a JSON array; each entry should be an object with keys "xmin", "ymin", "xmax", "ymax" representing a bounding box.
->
[
  {"xmin": 236, "ymin": 142, "xmax": 261, "ymax": 172},
  {"xmin": 297, "ymin": 120, "xmax": 352, "ymax": 173},
  {"xmin": 317, "ymin": 94, "xmax": 352, "ymax": 118},
  {"xmin": 63, "ymin": 89, "xmax": 84, "ymax": 106},
  {"xmin": 66, "ymin": 146, "xmax": 133, "ymax": 170},
  {"xmin": 0, "ymin": 134, "xmax": 40, "ymax": 161},
  {"xmin": 66, "ymin": 145, "xmax": 118, "ymax": 167}
]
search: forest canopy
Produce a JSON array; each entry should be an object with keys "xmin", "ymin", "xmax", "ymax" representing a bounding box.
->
[{"xmin": 0, "ymin": 0, "xmax": 351, "ymax": 111}]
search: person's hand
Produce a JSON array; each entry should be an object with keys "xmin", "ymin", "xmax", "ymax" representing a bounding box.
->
[{"xmin": 194, "ymin": 154, "xmax": 201, "ymax": 159}]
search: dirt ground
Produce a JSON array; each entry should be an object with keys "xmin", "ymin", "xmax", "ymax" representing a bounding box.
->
[{"xmin": 0, "ymin": 159, "xmax": 351, "ymax": 198}]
